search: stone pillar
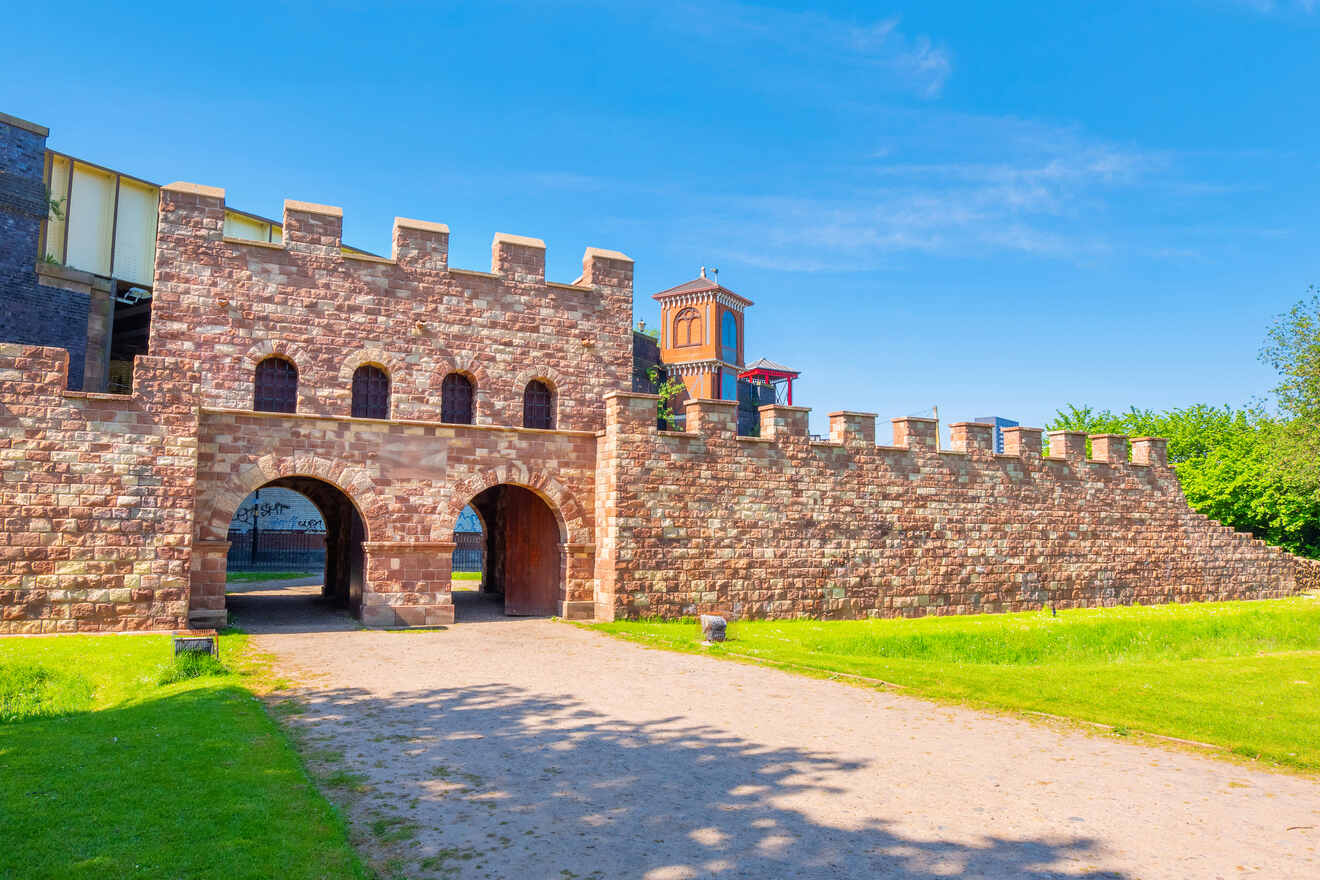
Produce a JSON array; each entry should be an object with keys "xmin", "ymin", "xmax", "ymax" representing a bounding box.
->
[
  {"xmin": 950, "ymin": 421, "xmax": 995, "ymax": 453},
  {"xmin": 283, "ymin": 199, "xmax": 343, "ymax": 257},
  {"xmin": 361, "ymin": 541, "xmax": 456, "ymax": 627},
  {"xmin": 892, "ymin": 416, "xmax": 937, "ymax": 449},
  {"xmin": 188, "ymin": 540, "xmax": 230, "ymax": 629},
  {"xmin": 562, "ymin": 542, "xmax": 597, "ymax": 620},
  {"xmin": 1047, "ymin": 430, "xmax": 1087, "ymax": 461},
  {"xmin": 829, "ymin": 411, "xmax": 877, "ymax": 446},
  {"xmin": 760, "ymin": 404, "xmax": 810, "ymax": 441},
  {"xmin": 1131, "ymin": 437, "xmax": 1169, "ymax": 467},
  {"xmin": 684, "ymin": 398, "xmax": 737, "ymax": 438},
  {"xmin": 491, "ymin": 233, "xmax": 546, "ymax": 283},
  {"xmin": 1090, "ymin": 434, "xmax": 1129, "ymax": 464},
  {"xmin": 392, "ymin": 217, "xmax": 449, "ymax": 270},
  {"xmin": 1002, "ymin": 426, "xmax": 1043, "ymax": 457}
]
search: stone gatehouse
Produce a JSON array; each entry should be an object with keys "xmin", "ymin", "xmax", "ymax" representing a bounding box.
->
[{"xmin": 0, "ymin": 115, "xmax": 1310, "ymax": 633}]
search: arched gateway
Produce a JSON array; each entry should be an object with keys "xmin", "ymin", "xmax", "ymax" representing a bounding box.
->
[{"xmin": 463, "ymin": 484, "xmax": 563, "ymax": 617}]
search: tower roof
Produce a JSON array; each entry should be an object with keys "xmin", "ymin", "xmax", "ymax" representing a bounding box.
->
[{"xmin": 652, "ymin": 275, "xmax": 754, "ymax": 307}]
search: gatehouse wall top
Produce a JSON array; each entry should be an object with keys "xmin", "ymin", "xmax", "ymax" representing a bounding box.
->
[{"xmin": 150, "ymin": 181, "xmax": 636, "ymax": 431}]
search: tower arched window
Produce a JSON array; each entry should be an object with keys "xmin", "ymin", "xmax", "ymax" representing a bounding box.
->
[
  {"xmin": 351, "ymin": 364, "xmax": 390, "ymax": 420},
  {"xmin": 441, "ymin": 373, "xmax": 474, "ymax": 424},
  {"xmin": 721, "ymin": 311, "xmax": 739, "ymax": 362},
  {"xmin": 523, "ymin": 380, "xmax": 554, "ymax": 430},
  {"xmin": 674, "ymin": 307, "xmax": 701, "ymax": 347},
  {"xmin": 254, "ymin": 356, "xmax": 298, "ymax": 413}
]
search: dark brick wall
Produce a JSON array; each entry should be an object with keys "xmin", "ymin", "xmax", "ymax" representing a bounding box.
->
[{"xmin": 0, "ymin": 116, "xmax": 88, "ymax": 389}]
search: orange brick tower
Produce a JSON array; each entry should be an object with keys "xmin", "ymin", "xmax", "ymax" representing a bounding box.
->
[{"xmin": 653, "ymin": 267, "xmax": 752, "ymax": 402}]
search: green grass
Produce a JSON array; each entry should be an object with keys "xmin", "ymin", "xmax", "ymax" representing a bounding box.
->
[
  {"xmin": 0, "ymin": 633, "xmax": 367, "ymax": 879},
  {"xmin": 593, "ymin": 597, "xmax": 1320, "ymax": 771},
  {"xmin": 225, "ymin": 570, "xmax": 316, "ymax": 583}
]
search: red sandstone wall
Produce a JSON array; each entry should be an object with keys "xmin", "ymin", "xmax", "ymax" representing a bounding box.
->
[
  {"xmin": 149, "ymin": 183, "xmax": 634, "ymax": 431},
  {"xmin": 0, "ymin": 345, "xmax": 198, "ymax": 633},
  {"xmin": 595, "ymin": 393, "xmax": 1301, "ymax": 620},
  {"xmin": 191, "ymin": 408, "xmax": 599, "ymax": 626}
]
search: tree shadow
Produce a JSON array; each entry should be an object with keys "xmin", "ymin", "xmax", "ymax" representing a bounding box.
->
[{"xmin": 286, "ymin": 681, "xmax": 1128, "ymax": 879}]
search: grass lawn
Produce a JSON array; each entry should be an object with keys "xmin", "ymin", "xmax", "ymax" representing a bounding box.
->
[
  {"xmin": 593, "ymin": 596, "xmax": 1320, "ymax": 772},
  {"xmin": 0, "ymin": 632, "xmax": 366, "ymax": 879},
  {"xmin": 225, "ymin": 570, "xmax": 317, "ymax": 583}
]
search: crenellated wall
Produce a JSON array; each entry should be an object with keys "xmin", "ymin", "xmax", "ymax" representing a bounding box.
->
[
  {"xmin": 148, "ymin": 182, "xmax": 635, "ymax": 431},
  {"xmin": 594, "ymin": 393, "xmax": 1302, "ymax": 620},
  {"xmin": 0, "ymin": 344, "xmax": 198, "ymax": 632}
]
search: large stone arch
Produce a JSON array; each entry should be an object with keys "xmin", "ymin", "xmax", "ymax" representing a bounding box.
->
[
  {"xmin": 441, "ymin": 465, "xmax": 589, "ymax": 546},
  {"xmin": 199, "ymin": 453, "xmax": 383, "ymax": 542}
]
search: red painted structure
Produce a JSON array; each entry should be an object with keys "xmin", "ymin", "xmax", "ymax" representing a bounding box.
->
[{"xmin": 739, "ymin": 358, "xmax": 800, "ymax": 405}]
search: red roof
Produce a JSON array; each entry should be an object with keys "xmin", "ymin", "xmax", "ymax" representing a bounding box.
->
[{"xmin": 651, "ymin": 276, "xmax": 754, "ymax": 307}]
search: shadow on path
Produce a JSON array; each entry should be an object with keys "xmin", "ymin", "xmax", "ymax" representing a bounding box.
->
[
  {"xmin": 226, "ymin": 583, "xmax": 358, "ymax": 634},
  {"xmin": 289, "ymin": 680, "xmax": 1126, "ymax": 879}
]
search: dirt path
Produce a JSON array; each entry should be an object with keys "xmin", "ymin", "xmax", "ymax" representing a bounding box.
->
[{"xmin": 237, "ymin": 590, "xmax": 1320, "ymax": 879}]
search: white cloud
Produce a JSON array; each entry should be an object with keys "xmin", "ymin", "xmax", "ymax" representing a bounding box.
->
[{"xmin": 662, "ymin": 2, "xmax": 953, "ymax": 98}]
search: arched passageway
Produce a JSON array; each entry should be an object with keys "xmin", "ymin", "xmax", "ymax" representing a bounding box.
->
[
  {"xmin": 223, "ymin": 477, "xmax": 366, "ymax": 629},
  {"xmin": 461, "ymin": 484, "xmax": 562, "ymax": 619}
]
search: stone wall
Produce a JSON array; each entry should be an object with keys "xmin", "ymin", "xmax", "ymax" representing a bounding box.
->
[
  {"xmin": 0, "ymin": 114, "xmax": 90, "ymax": 389},
  {"xmin": 148, "ymin": 182, "xmax": 634, "ymax": 432},
  {"xmin": 189, "ymin": 407, "xmax": 599, "ymax": 627},
  {"xmin": 0, "ymin": 344, "xmax": 198, "ymax": 633},
  {"xmin": 595, "ymin": 393, "xmax": 1301, "ymax": 620},
  {"xmin": 1298, "ymin": 558, "xmax": 1320, "ymax": 594}
]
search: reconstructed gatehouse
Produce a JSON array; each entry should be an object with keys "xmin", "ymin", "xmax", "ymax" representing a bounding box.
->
[{"xmin": 0, "ymin": 112, "xmax": 1308, "ymax": 633}]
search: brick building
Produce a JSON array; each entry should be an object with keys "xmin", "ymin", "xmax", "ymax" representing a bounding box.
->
[{"xmin": 0, "ymin": 112, "xmax": 1311, "ymax": 633}]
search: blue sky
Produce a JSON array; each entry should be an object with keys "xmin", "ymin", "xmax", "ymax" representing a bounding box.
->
[{"xmin": 4, "ymin": 1, "xmax": 1316, "ymax": 436}]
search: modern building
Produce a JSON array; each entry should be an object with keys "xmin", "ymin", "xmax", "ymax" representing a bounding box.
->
[{"xmin": 975, "ymin": 416, "xmax": 1020, "ymax": 455}]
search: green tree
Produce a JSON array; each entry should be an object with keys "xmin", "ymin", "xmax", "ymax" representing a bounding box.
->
[
  {"xmin": 1046, "ymin": 403, "xmax": 1320, "ymax": 558},
  {"xmin": 1261, "ymin": 287, "xmax": 1320, "ymax": 489}
]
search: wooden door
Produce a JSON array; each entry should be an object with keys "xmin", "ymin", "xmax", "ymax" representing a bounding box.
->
[{"xmin": 500, "ymin": 486, "xmax": 560, "ymax": 616}]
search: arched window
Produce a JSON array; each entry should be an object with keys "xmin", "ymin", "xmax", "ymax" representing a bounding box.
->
[
  {"xmin": 351, "ymin": 364, "xmax": 390, "ymax": 419},
  {"xmin": 721, "ymin": 311, "xmax": 739, "ymax": 362},
  {"xmin": 441, "ymin": 373, "xmax": 474, "ymax": 424},
  {"xmin": 523, "ymin": 380, "xmax": 554, "ymax": 429},
  {"xmin": 674, "ymin": 307, "xmax": 701, "ymax": 347},
  {"xmin": 254, "ymin": 356, "xmax": 297, "ymax": 413}
]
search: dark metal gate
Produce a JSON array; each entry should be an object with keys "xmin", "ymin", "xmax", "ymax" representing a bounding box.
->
[{"xmin": 226, "ymin": 529, "xmax": 327, "ymax": 572}]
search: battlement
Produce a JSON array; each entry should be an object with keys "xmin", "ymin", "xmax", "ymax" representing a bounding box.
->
[
  {"xmin": 603, "ymin": 392, "xmax": 1169, "ymax": 469},
  {"xmin": 158, "ymin": 181, "xmax": 633, "ymax": 290},
  {"xmin": 595, "ymin": 391, "xmax": 1296, "ymax": 622}
]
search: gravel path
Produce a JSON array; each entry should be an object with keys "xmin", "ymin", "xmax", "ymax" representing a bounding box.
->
[{"xmin": 235, "ymin": 589, "xmax": 1320, "ymax": 879}]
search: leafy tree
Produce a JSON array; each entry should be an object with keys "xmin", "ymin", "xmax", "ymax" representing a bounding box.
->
[
  {"xmin": 1261, "ymin": 287, "xmax": 1320, "ymax": 489},
  {"xmin": 1046, "ymin": 403, "xmax": 1320, "ymax": 558}
]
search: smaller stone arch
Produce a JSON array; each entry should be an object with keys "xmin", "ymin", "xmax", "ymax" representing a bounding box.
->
[
  {"xmin": 338, "ymin": 347, "xmax": 407, "ymax": 384},
  {"xmin": 244, "ymin": 338, "xmax": 312, "ymax": 368},
  {"xmin": 512, "ymin": 365, "xmax": 566, "ymax": 394},
  {"xmin": 244, "ymin": 340, "xmax": 314, "ymax": 413},
  {"xmin": 514, "ymin": 366, "xmax": 563, "ymax": 429}
]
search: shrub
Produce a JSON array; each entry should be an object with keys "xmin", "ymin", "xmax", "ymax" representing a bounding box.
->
[{"xmin": 157, "ymin": 651, "xmax": 229, "ymax": 686}]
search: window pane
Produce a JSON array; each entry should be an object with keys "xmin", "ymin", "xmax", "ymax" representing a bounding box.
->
[
  {"xmin": 352, "ymin": 365, "xmax": 389, "ymax": 419},
  {"xmin": 721, "ymin": 369, "xmax": 737, "ymax": 401},
  {"xmin": 523, "ymin": 380, "xmax": 553, "ymax": 429},
  {"xmin": 441, "ymin": 373, "xmax": 473, "ymax": 424},
  {"xmin": 254, "ymin": 357, "xmax": 297, "ymax": 413}
]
